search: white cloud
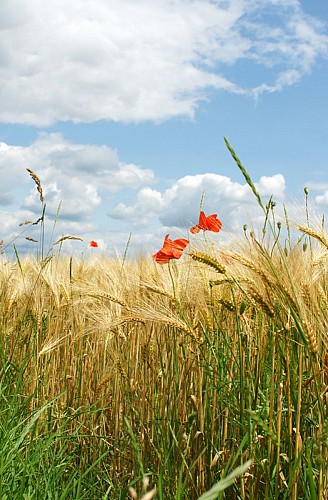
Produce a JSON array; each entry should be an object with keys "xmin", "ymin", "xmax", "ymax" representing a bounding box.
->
[
  {"xmin": 112, "ymin": 172, "xmax": 287, "ymax": 231},
  {"xmin": 0, "ymin": 0, "xmax": 327, "ymax": 125},
  {"xmin": 112, "ymin": 187, "xmax": 163, "ymax": 225},
  {"xmin": 315, "ymin": 191, "xmax": 328, "ymax": 206},
  {"xmin": 256, "ymin": 174, "xmax": 286, "ymax": 197},
  {"xmin": 0, "ymin": 134, "xmax": 155, "ymax": 252},
  {"xmin": 0, "ymin": 134, "xmax": 327, "ymax": 256},
  {"xmin": 0, "ymin": 132, "xmax": 154, "ymax": 216}
]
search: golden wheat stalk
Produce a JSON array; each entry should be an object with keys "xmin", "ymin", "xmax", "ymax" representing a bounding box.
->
[
  {"xmin": 278, "ymin": 282, "xmax": 299, "ymax": 314},
  {"xmin": 248, "ymin": 287, "xmax": 275, "ymax": 317},
  {"xmin": 95, "ymin": 375, "xmax": 112, "ymax": 400},
  {"xmin": 303, "ymin": 323, "xmax": 318, "ymax": 354},
  {"xmin": 210, "ymin": 276, "xmax": 254, "ymax": 287},
  {"xmin": 297, "ymin": 226, "xmax": 328, "ymax": 249},
  {"xmin": 230, "ymin": 253, "xmax": 271, "ymax": 285},
  {"xmin": 116, "ymin": 316, "xmax": 147, "ymax": 326},
  {"xmin": 38, "ymin": 332, "xmax": 72, "ymax": 356},
  {"xmin": 141, "ymin": 284, "xmax": 175, "ymax": 300},
  {"xmin": 85, "ymin": 291, "xmax": 127, "ymax": 307},
  {"xmin": 26, "ymin": 168, "xmax": 44, "ymax": 203},
  {"xmin": 133, "ymin": 308, "xmax": 190, "ymax": 334},
  {"xmin": 53, "ymin": 235, "xmax": 83, "ymax": 245},
  {"xmin": 155, "ymin": 317, "xmax": 190, "ymax": 334},
  {"xmin": 116, "ymin": 357, "xmax": 128, "ymax": 381},
  {"xmin": 218, "ymin": 299, "xmax": 235, "ymax": 312},
  {"xmin": 189, "ymin": 251, "xmax": 226, "ymax": 274}
]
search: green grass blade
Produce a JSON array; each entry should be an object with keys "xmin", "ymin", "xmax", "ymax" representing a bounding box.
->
[
  {"xmin": 197, "ymin": 460, "xmax": 252, "ymax": 500},
  {"xmin": 224, "ymin": 137, "xmax": 264, "ymax": 211}
]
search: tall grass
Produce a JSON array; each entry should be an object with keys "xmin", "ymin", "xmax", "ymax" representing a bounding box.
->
[{"xmin": 0, "ymin": 148, "xmax": 327, "ymax": 498}]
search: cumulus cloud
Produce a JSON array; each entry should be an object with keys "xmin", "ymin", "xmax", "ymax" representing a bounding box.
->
[
  {"xmin": 112, "ymin": 172, "xmax": 287, "ymax": 231},
  {"xmin": 0, "ymin": 132, "xmax": 154, "ymax": 219},
  {"xmin": 0, "ymin": 0, "xmax": 327, "ymax": 125},
  {"xmin": 112, "ymin": 187, "xmax": 163, "ymax": 225},
  {"xmin": 256, "ymin": 174, "xmax": 286, "ymax": 197},
  {"xmin": 0, "ymin": 133, "xmax": 155, "ymax": 252},
  {"xmin": 0, "ymin": 134, "xmax": 326, "ymax": 256}
]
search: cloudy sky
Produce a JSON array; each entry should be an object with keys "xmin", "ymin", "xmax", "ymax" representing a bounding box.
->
[{"xmin": 1, "ymin": 0, "xmax": 327, "ymax": 257}]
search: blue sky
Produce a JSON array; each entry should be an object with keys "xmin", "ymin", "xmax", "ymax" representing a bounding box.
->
[{"xmin": 0, "ymin": 0, "xmax": 327, "ymax": 256}]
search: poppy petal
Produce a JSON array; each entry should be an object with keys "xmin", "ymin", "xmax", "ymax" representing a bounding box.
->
[
  {"xmin": 171, "ymin": 238, "xmax": 189, "ymax": 258},
  {"xmin": 198, "ymin": 211, "xmax": 208, "ymax": 230},
  {"xmin": 153, "ymin": 234, "xmax": 188, "ymax": 264},
  {"xmin": 152, "ymin": 250, "xmax": 171, "ymax": 264},
  {"xmin": 191, "ymin": 211, "xmax": 222, "ymax": 233},
  {"xmin": 206, "ymin": 215, "xmax": 222, "ymax": 232},
  {"xmin": 160, "ymin": 234, "xmax": 174, "ymax": 255}
]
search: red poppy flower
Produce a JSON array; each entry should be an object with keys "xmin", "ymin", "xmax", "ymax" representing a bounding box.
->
[
  {"xmin": 190, "ymin": 211, "xmax": 222, "ymax": 234},
  {"xmin": 153, "ymin": 234, "xmax": 189, "ymax": 264},
  {"xmin": 89, "ymin": 240, "xmax": 98, "ymax": 248}
]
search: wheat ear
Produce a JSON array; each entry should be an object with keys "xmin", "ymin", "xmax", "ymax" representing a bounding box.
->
[
  {"xmin": 190, "ymin": 252, "xmax": 226, "ymax": 274},
  {"xmin": 297, "ymin": 226, "xmax": 328, "ymax": 249},
  {"xmin": 26, "ymin": 168, "xmax": 44, "ymax": 203}
]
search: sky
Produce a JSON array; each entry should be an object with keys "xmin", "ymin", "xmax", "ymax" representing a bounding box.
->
[{"xmin": 0, "ymin": 0, "xmax": 327, "ymax": 257}]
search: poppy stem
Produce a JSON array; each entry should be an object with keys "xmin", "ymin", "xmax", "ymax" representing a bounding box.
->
[{"xmin": 167, "ymin": 260, "xmax": 176, "ymax": 302}]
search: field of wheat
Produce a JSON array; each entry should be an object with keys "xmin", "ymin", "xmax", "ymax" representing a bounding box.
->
[{"xmin": 1, "ymin": 149, "xmax": 327, "ymax": 499}]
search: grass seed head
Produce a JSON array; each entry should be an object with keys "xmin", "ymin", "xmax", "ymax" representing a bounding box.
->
[
  {"xmin": 190, "ymin": 251, "xmax": 226, "ymax": 274},
  {"xmin": 53, "ymin": 235, "xmax": 83, "ymax": 245},
  {"xmin": 26, "ymin": 168, "xmax": 44, "ymax": 203}
]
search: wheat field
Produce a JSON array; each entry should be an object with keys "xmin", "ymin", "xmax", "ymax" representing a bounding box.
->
[
  {"xmin": 1, "ymin": 152, "xmax": 327, "ymax": 498},
  {"xmin": 0, "ymin": 218, "xmax": 327, "ymax": 499}
]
